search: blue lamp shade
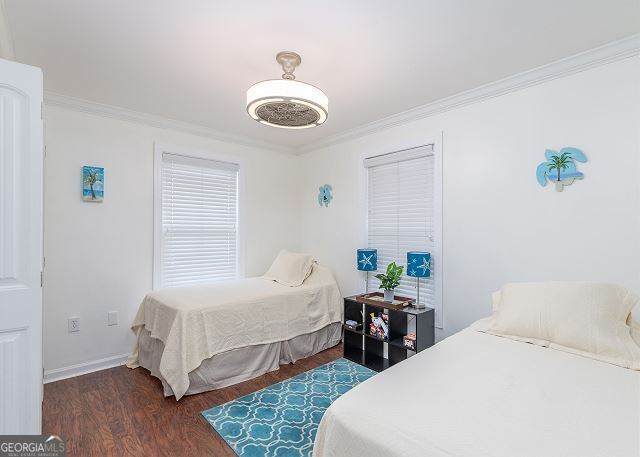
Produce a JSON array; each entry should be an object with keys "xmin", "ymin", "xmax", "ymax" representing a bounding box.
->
[
  {"xmin": 407, "ymin": 251, "xmax": 431, "ymax": 278},
  {"xmin": 357, "ymin": 249, "xmax": 377, "ymax": 271}
]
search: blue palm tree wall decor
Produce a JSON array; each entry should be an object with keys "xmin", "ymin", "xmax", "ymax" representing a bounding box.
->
[
  {"xmin": 318, "ymin": 184, "xmax": 333, "ymax": 207},
  {"xmin": 536, "ymin": 147, "xmax": 587, "ymax": 192}
]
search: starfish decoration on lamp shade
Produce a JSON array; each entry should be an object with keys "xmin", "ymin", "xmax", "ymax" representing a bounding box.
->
[
  {"xmin": 359, "ymin": 254, "xmax": 373, "ymax": 269},
  {"xmin": 407, "ymin": 251, "xmax": 431, "ymax": 278},
  {"xmin": 357, "ymin": 249, "xmax": 377, "ymax": 271},
  {"xmin": 418, "ymin": 257, "xmax": 430, "ymax": 275}
]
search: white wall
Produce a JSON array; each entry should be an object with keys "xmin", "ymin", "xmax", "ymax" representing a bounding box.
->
[
  {"xmin": 297, "ymin": 57, "xmax": 640, "ymax": 340},
  {"xmin": 43, "ymin": 107, "xmax": 300, "ymax": 377},
  {"xmin": 43, "ymin": 55, "xmax": 640, "ymax": 376}
]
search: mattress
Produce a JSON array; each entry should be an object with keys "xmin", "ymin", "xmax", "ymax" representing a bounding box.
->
[
  {"xmin": 314, "ymin": 327, "xmax": 640, "ymax": 457},
  {"xmin": 127, "ymin": 264, "xmax": 343, "ymax": 399}
]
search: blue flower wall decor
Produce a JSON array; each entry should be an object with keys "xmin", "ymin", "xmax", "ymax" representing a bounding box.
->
[
  {"xmin": 536, "ymin": 147, "xmax": 587, "ymax": 192},
  {"xmin": 318, "ymin": 184, "xmax": 333, "ymax": 207}
]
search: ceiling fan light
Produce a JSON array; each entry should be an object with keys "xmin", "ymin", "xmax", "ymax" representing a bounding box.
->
[{"xmin": 246, "ymin": 52, "xmax": 328, "ymax": 129}]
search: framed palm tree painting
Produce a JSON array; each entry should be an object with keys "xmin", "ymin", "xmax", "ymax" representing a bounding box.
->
[{"xmin": 82, "ymin": 166, "xmax": 104, "ymax": 202}]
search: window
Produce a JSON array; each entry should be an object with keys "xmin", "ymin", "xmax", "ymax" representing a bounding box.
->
[
  {"xmin": 365, "ymin": 144, "xmax": 442, "ymax": 326},
  {"xmin": 154, "ymin": 149, "xmax": 239, "ymax": 288}
]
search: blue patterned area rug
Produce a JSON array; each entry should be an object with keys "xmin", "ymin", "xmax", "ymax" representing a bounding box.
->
[{"xmin": 201, "ymin": 358, "xmax": 376, "ymax": 456}]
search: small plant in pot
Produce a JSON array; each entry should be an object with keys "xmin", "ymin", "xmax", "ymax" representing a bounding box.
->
[{"xmin": 375, "ymin": 262, "xmax": 404, "ymax": 302}]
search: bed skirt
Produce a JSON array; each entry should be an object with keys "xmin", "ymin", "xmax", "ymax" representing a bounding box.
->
[{"xmin": 136, "ymin": 322, "xmax": 342, "ymax": 397}]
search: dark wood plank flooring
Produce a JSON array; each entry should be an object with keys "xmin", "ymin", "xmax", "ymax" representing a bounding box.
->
[{"xmin": 43, "ymin": 343, "xmax": 343, "ymax": 456}]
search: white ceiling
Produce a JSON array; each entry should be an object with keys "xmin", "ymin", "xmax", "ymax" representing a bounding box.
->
[{"xmin": 4, "ymin": 0, "xmax": 639, "ymax": 150}]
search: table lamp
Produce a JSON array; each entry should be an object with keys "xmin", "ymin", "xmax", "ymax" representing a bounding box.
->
[
  {"xmin": 407, "ymin": 251, "xmax": 430, "ymax": 308},
  {"xmin": 357, "ymin": 248, "xmax": 377, "ymax": 292}
]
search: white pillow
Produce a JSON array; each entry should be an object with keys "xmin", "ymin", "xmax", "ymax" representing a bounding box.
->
[
  {"xmin": 493, "ymin": 288, "xmax": 640, "ymax": 348},
  {"xmin": 486, "ymin": 282, "xmax": 640, "ymax": 369},
  {"xmin": 490, "ymin": 290, "xmax": 640, "ymax": 346},
  {"xmin": 263, "ymin": 250, "xmax": 315, "ymax": 287}
]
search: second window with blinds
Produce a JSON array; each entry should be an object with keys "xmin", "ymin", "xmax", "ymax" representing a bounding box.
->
[
  {"xmin": 154, "ymin": 149, "xmax": 240, "ymax": 289},
  {"xmin": 365, "ymin": 144, "xmax": 442, "ymax": 326}
]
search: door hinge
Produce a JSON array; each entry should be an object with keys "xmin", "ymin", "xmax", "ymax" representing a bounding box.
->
[{"xmin": 40, "ymin": 271, "xmax": 43, "ymax": 288}]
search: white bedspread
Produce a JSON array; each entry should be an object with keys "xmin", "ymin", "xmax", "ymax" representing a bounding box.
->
[
  {"xmin": 314, "ymin": 327, "xmax": 640, "ymax": 457},
  {"xmin": 127, "ymin": 265, "xmax": 342, "ymax": 399}
]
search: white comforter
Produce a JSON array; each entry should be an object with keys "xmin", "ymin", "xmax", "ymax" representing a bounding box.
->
[
  {"xmin": 127, "ymin": 265, "xmax": 342, "ymax": 399},
  {"xmin": 314, "ymin": 327, "xmax": 640, "ymax": 457}
]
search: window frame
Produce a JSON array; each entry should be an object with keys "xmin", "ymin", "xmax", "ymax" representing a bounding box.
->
[
  {"xmin": 152, "ymin": 143, "xmax": 245, "ymax": 289},
  {"xmin": 363, "ymin": 134, "xmax": 443, "ymax": 329}
]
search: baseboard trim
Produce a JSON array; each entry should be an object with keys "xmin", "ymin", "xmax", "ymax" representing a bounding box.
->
[{"xmin": 44, "ymin": 354, "xmax": 129, "ymax": 384}]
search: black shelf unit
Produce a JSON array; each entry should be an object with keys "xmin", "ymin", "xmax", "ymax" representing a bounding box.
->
[{"xmin": 343, "ymin": 295, "xmax": 434, "ymax": 372}]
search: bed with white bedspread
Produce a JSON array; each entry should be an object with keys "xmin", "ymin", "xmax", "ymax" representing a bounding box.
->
[
  {"xmin": 314, "ymin": 326, "xmax": 639, "ymax": 457},
  {"xmin": 314, "ymin": 282, "xmax": 640, "ymax": 457},
  {"xmin": 127, "ymin": 262, "xmax": 342, "ymax": 399}
]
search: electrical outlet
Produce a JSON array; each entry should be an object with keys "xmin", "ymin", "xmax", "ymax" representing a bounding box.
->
[
  {"xmin": 107, "ymin": 311, "xmax": 118, "ymax": 326},
  {"xmin": 68, "ymin": 317, "xmax": 80, "ymax": 333}
]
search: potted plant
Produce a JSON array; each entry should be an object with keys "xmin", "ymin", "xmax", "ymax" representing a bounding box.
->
[{"xmin": 375, "ymin": 262, "xmax": 404, "ymax": 302}]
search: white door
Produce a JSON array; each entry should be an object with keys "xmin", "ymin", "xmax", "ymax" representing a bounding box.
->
[{"xmin": 0, "ymin": 58, "xmax": 43, "ymax": 435}]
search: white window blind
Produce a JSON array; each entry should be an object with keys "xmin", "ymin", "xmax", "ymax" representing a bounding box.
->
[
  {"xmin": 365, "ymin": 145, "xmax": 439, "ymax": 319},
  {"xmin": 158, "ymin": 152, "xmax": 239, "ymax": 288}
]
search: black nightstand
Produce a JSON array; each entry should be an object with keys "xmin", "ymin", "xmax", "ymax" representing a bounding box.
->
[{"xmin": 343, "ymin": 295, "xmax": 435, "ymax": 372}]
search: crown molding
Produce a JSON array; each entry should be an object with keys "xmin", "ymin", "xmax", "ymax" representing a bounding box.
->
[
  {"xmin": 44, "ymin": 92, "xmax": 296, "ymax": 154},
  {"xmin": 42, "ymin": 34, "xmax": 639, "ymax": 156},
  {"xmin": 298, "ymin": 34, "xmax": 640, "ymax": 154},
  {"xmin": 0, "ymin": 0, "xmax": 15, "ymax": 60}
]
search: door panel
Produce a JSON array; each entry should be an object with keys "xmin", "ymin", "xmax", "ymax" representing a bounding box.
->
[
  {"xmin": 0, "ymin": 328, "xmax": 28, "ymax": 434},
  {"xmin": 0, "ymin": 58, "xmax": 43, "ymax": 435},
  {"xmin": 0, "ymin": 86, "xmax": 29, "ymax": 289}
]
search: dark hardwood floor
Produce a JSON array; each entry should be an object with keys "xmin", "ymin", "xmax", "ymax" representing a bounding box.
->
[{"xmin": 43, "ymin": 343, "xmax": 343, "ymax": 456}]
